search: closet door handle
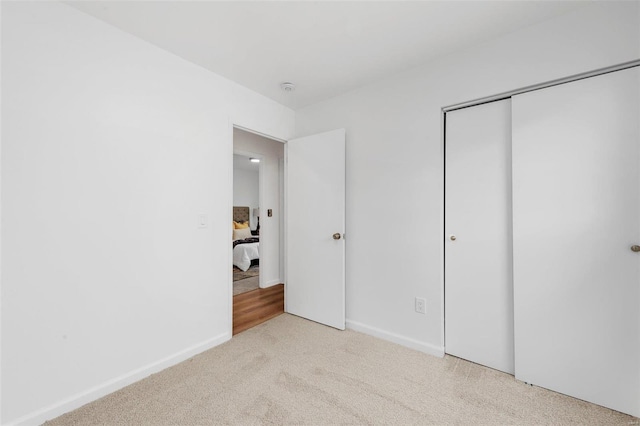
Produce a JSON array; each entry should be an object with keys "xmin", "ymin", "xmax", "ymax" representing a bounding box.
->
[
  {"xmin": 333, "ymin": 233, "xmax": 342, "ymax": 240},
  {"xmin": 631, "ymin": 245, "xmax": 640, "ymax": 253},
  {"xmin": 450, "ymin": 235, "xmax": 457, "ymax": 241}
]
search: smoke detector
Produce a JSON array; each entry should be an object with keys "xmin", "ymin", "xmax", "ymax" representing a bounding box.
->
[{"xmin": 280, "ymin": 82, "xmax": 296, "ymax": 92}]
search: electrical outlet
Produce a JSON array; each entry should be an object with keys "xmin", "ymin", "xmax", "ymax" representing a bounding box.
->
[{"xmin": 415, "ymin": 297, "xmax": 426, "ymax": 314}]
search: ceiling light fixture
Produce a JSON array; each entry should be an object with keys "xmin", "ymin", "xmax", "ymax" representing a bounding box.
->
[
  {"xmin": 250, "ymin": 158, "xmax": 260, "ymax": 163},
  {"xmin": 280, "ymin": 82, "xmax": 296, "ymax": 92}
]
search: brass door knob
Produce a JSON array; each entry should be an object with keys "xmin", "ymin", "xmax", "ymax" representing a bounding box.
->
[
  {"xmin": 450, "ymin": 235, "xmax": 456, "ymax": 241},
  {"xmin": 631, "ymin": 245, "xmax": 640, "ymax": 253},
  {"xmin": 333, "ymin": 233, "xmax": 342, "ymax": 240}
]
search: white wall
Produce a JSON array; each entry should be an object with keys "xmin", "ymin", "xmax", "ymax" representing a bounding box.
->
[
  {"xmin": 233, "ymin": 128, "xmax": 285, "ymax": 288},
  {"xmin": 0, "ymin": 2, "xmax": 293, "ymax": 425},
  {"xmin": 233, "ymin": 158, "xmax": 259, "ymax": 229},
  {"xmin": 295, "ymin": 2, "xmax": 640, "ymax": 356}
]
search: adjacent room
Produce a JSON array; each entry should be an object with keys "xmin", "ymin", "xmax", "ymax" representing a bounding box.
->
[
  {"xmin": 232, "ymin": 128, "xmax": 285, "ymax": 335},
  {"xmin": 1, "ymin": 1, "xmax": 639, "ymax": 425},
  {"xmin": 232, "ymin": 155, "xmax": 260, "ymax": 295}
]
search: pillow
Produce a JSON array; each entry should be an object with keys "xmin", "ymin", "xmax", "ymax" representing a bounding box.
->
[
  {"xmin": 233, "ymin": 227, "xmax": 253, "ymax": 241},
  {"xmin": 233, "ymin": 221, "xmax": 249, "ymax": 229}
]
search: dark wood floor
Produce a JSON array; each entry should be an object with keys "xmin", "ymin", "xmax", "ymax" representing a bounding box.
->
[{"xmin": 233, "ymin": 284, "xmax": 284, "ymax": 335}]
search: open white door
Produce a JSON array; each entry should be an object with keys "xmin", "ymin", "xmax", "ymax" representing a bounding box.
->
[{"xmin": 285, "ymin": 129, "xmax": 345, "ymax": 330}]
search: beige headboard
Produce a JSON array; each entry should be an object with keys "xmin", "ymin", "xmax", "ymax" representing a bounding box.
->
[{"xmin": 233, "ymin": 206, "xmax": 250, "ymax": 223}]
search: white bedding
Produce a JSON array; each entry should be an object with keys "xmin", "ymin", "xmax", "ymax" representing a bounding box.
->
[{"xmin": 233, "ymin": 242, "xmax": 259, "ymax": 272}]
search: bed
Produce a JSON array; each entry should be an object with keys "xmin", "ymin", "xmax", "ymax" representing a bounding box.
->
[{"xmin": 233, "ymin": 206, "xmax": 259, "ymax": 272}]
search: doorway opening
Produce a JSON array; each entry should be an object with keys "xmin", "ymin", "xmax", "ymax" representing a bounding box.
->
[
  {"xmin": 232, "ymin": 153, "xmax": 261, "ymax": 295},
  {"xmin": 232, "ymin": 127, "xmax": 285, "ymax": 334}
]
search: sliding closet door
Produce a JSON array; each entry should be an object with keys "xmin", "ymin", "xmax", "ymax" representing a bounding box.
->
[
  {"xmin": 512, "ymin": 67, "xmax": 640, "ymax": 417},
  {"xmin": 445, "ymin": 99, "xmax": 514, "ymax": 374}
]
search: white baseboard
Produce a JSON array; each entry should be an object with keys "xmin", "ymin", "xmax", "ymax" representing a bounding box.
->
[
  {"xmin": 7, "ymin": 332, "xmax": 231, "ymax": 426},
  {"xmin": 346, "ymin": 319, "xmax": 444, "ymax": 358},
  {"xmin": 261, "ymin": 278, "xmax": 283, "ymax": 288}
]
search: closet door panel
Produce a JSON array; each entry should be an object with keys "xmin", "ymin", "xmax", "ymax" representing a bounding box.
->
[
  {"xmin": 512, "ymin": 67, "xmax": 640, "ymax": 417},
  {"xmin": 445, "ymin": 99, "xmax": 514, "ymax": 374}
]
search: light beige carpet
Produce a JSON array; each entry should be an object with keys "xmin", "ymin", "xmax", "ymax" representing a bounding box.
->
[
  {"xmin": 233, "ymin": 276, "xmax": 260, "ymax": 295},
  {"xmin": 47, "ymin": 314, "xmax": 637, "ymax": 425}
]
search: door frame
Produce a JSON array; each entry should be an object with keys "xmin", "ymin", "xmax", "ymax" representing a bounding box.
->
[
  {"xmin": 440, "ymin": 58, "xmax": 640, "ymax": 354},
  {"xmin": 228, "ymin": 123, "xmax": 286, "ymax": 337}
]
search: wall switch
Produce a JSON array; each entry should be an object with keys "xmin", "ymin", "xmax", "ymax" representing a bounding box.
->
[
  {"xmin": 197, "ymin": 213, "xmax": 208, "ymax": 229},
  {"xmin": 415, "ymin": 297, "xmax": 426, "ymax": 314}
]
